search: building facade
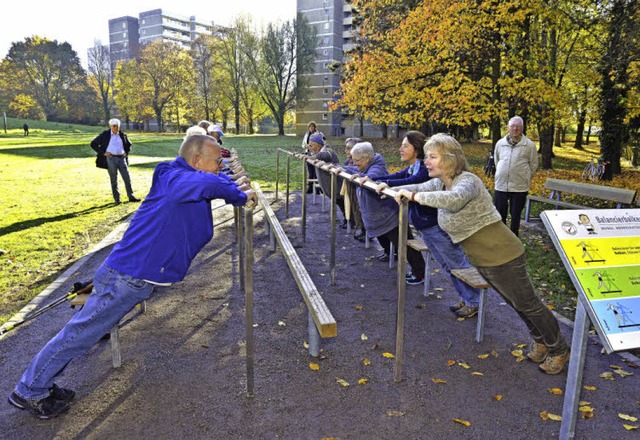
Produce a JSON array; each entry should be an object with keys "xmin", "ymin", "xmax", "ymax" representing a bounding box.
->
[
  {"xmin": 108, "ymin": 9, "xmax": 221, "ymax": 67},
  {"xmin": 296, "ymin": 0, "xmax": 388, "ymax": 138}
]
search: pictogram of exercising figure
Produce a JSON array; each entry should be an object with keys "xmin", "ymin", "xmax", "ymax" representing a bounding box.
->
[
  {"xmin": 577, "ymin": 241, "xmax": 593, "ymax": 260},
  {"xmin": 593, "ymin": 271, "xmax": 609, "ymax": 291},
  {"xmin": 606, "ymin": 303, "xmax": 633, "ymax": 327}
]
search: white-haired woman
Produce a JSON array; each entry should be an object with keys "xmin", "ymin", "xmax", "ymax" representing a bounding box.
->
[{"xmin": 393, "ymin": 133, "xmax": 570, "ymax": 375}]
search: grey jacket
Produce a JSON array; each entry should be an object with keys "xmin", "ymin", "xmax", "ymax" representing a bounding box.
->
[
  {"xmin": 396, "ymin": 172, "xmax": 502, "ymax": 243},
  {"xmin": 344, "ymin": 154, "xmax": 399, "ymax": 238},
  {"xmin": 493, "ymin": 135, "xmax": 538, "ymax": 192},
  {"xmin": 314, "ymin": 146, "xmax": 341, "ymax": 196}
]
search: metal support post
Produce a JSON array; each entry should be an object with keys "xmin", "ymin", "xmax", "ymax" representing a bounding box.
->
[{"xmin": 393, "ymin": 201, "xmax": 409, "ymax": 382}]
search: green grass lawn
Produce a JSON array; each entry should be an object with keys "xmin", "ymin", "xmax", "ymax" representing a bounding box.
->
[{"xmin": 1, "ymin": 118, "xmax": 639, "ymax": 325}]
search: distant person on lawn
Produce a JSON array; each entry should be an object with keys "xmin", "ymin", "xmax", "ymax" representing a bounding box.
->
[
  {"xmin": 90, "ymin": 118, "xmax": 140, "ymax": 205},
  {"xmin": 493, "ymin": 116, "xmax": 538, "ymax": 236},
  {"xmin": 23, "ymin": 123, "xmax": 29, "ymax": 136},
  {"xmin": 8, "ymin": 134, "xmax": 257, "ymax": 420}
]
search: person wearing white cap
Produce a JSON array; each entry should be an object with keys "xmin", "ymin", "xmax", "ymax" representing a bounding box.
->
[
  {"xmin": 90, "ymin": 118, "xmax": 140, "ymax": 205},
  {"xmin": 208, "ymin": 125, "xmax": 224, "ymax": 145}
]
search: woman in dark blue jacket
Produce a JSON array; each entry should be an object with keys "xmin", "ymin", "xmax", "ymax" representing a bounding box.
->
[{"xmin": 372, "ymin": 131, "xmax": 481, "ymax": 316}]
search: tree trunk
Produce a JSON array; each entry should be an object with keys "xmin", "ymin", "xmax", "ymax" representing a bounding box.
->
[
  {"xmin": 574, "ymin": 109, "xmax": 587, "ymax": 150},
  {"xmin": 539, "ymin": 122, "xmax": 555, "ymax": 169}
]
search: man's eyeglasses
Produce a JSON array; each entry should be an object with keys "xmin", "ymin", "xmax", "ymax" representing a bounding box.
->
[{"xmin": 201, "ymin": 153, "xmax": 224, "ymax": 166}]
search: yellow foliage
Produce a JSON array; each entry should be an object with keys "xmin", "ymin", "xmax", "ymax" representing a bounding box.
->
[
  {"xmin": 452, "ymin": 418, "xmax": 471, "ymax": 427},
  {"xmin": 309, "ymin": 363, "xmax": 320, "ymax": 371}
]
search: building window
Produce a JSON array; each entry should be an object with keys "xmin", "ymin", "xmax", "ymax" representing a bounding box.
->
[
  {"xmin": 122, "ymin": 23, "xmax": 126, "ymax": 29},
  {"xmin": 323, "ymin": 49, "xmax": 329, "ymax": 56},
  {"xmin": 122, "ymin": 32, "xmax": 127, "ymax": 38},
  {"xmin": 323, "ymin": 101, "xmax": 328, "ymax": 108},
  {"xmin": 323, "ymin": 88, "xmax": 328, "ymax": 94},
  {"xmin": 322, "ymin": 114, "xmax": 328, "ymax": 120},
  {"xmin": 324, "ymin": 22, "xmax": 330, "ymax": 30},
  {"xmin": 324, "ymin": 37, "xmax": 330, "ymax": 44}
]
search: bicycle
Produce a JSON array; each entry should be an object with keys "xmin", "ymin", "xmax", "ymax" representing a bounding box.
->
[
  {"xmin": 581, "ymin": 157, "xmax": 607, "ymax": 181},
  {"xmin": 483, "ymin": 149, "xmax": 496, "ymax": 177}
]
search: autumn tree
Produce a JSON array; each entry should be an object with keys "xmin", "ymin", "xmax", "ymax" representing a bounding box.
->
[
  {"xmin": 135, "ymin": 41, "xmax": 194, "ymax": 131},
  {"xmin": 87, "ymin": 41, "xmax": 114, "ymax": 123},
  {"xmin": 2, "ymin": 36, "xmax": 95, "ymax": 122},
  {"xmin": 191, "ymin": 35, "xmax": 218, "ymax": 123},
  {"xmin": 247, "ymin": 15, "xmax": 316, "ymax": 135},
  {"xmin": 597, "ymin": 0, "xmax": 640, "ymax": 179}
]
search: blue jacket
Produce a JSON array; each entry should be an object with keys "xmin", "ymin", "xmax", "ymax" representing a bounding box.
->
[
  {"xmin": 345, "ymin": 153, "xmax": 398, "ymax": 238},
  {"xmin": 378, "ymin": 162, "xmax": 438, "ymax": 230},
  {"xmin": 106, "ymin": 157, "xmax": 248, "ymax": 283}
]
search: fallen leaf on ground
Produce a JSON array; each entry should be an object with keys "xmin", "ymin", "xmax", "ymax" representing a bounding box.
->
[
  {"xmin": 491, "ymin": 350, "xmax": 499, "ymax": 357},
  {"xmin": 623, "ymin": 424, "xmax": 639, "ymax": 430},
  {"xmin": 600, "ymin": 372, "xmax": 615, "ymax": 381},
  {"xmin": 458, "ymin": 362, "xmax": 470, "ymax": 369},
  {"xmin": 278, "ymin": 321, "xmax": 286, "ymax": 326},
  {"xmin": 579, "ymin": 401, "xmax": 591, "ymax": 405},
  {"xmin": 432, "ymin": 378, "xmax": 447, "ymax": 384},
  {"xmin": 619, "ymin": 413, "xmax": 639, "ymax": 422},
  {"xmin": 434, "ymin": 287, "xmax": 444, "ymax": 291},
  {"xmin": 436, "ymin": 295, "xmax": 443, "ymax": 299},
  {"xmin": 354, "ymin": 305, "xmax": 362, "ymax": 310},
  {"xmin": 336, "ymin": 378, "xmax": 349, "ymax": 387},
  {"xmin": 471, "ymin": 371, "xmax": 484, "ymax": 376},
  {"xmin": 383, "ymin": 352, "xmax": 395, "ymax": 359},
  {"xmin": 547, "ymin": 304, "xmax": 556, "ymax": 310},
  {"xmin": 303, "ymin": 341, "xmax": 309, "ymax": 349},
  {"xmin": 358, "ymin": 378, "xmax": 369, "ymax": 385},
  {"xmin": 452, "ymin": 418, "xmax": 471, "ymax": 427},
  {"xmin": 386, "ymin": 410, "xmax": 405, "ymax": 416},
  {"xmin": 309, "ymin": 363, "xmax": 320, "ymax": 371},
  {"xmin": 363, "ymin": 358, "xmax": 371, "ymax": 366},
  {"xmin": 579, "ymin": 406, "xmax": 594, "ymax": 419},
  {"xmin": 613, "ymin": 369, "xmax": 634, "ymax": 378},
  {"xmin": 540, "ymin": 411, "xmax": 562, "ymax": 421},
  {"xmin": 434, "ymin": 269, "xmax": 440, "ymax": 273},
  {"xmin": 511, "ymin": 350, "xmax": 525, "ymax": 362},
  {"xmin": 321, "ymin": 437, "xmax": 341, "ymax": 440},
  {"xmin": 516, "ymin": 343, "xmax": 527, "ymax": 349},
  {"xmin": 610, "ymin": 364, "xmax": 623, "ymax": 369},
  {"xmin": 493, "ymin": 395, "xmax": 503, "ymax": 401},
  {"xmin": 583, "ymin": 385, "xmax": 596, "ymax": 391},
  {"xmin": 548, "ymin": 388, "xmax": 563, "ymax": 395},
  {"xmin": 456, "ymin": 317, "xmax": 465, "ymax": 321},
  {"xmin": 447, "ymin": 359, "xmax": 457, "ymax": 367},
  {"xmin": 477, "ymin": 353, "xmax": 490, "ymax": 359},
  {"xmin": 361, "ymin": 333, "xmax": 368, "ymax": 341}
]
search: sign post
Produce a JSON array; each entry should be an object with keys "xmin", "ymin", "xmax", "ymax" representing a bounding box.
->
[{"xmin": 541, "ymin": 208, "xmax": 640, "ymax": 439}]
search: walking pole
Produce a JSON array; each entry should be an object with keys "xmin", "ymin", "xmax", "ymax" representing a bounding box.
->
[{"xmin": 0, "ymin": 281, "xmax": 93, "ymax": 336}]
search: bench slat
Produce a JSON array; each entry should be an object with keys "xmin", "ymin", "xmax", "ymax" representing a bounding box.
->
[
  {"xmin": 544, "ymin": 178, "xmax": 636, "ymax": 204},
  {"xmin": 451, "ymin": 268, "xmax": 490, "ymax": 289},
  {"xmin": 257, "ymin": 189, "xmax": 337, "ymax": 338}
]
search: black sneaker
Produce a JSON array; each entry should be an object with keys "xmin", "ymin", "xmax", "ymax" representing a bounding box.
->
[
  {"xmin": 353, "ymin": 231, "xmax": 366, "ymax": 242},
  {"xmin": 406, "ymin": 275, "xmax": 424, "ymax": 285},
  {"xmin": 8, "ymin": 393, "xmax": 70, "ymax": 419},
  {"xmin": 376, "ymin": 252, "xmax": 389, "ymax": 262},
  {"xmin": 50, "ymin": 384, "xmax": 75, "ymax": 403},
  {"xmin": 340, "ymin": 219, "xmax": 348, "ymax": 229},
  {"xmin": 128, "ymin": 196, "xmax": 141, "ymax": 202}
]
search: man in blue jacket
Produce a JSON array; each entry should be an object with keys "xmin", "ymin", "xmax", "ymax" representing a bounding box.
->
[{"xmin": 9, "ymin": 134, "xmax": 257, "ymax": 420}]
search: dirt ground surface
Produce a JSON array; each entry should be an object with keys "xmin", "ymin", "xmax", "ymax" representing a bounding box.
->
[{"xmin": 1, "ymin": 192, "xmax": 640, "ymax": 440}]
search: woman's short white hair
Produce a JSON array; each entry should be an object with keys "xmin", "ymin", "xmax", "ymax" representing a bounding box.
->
[
  {"xmin": 350, "ymin": 142, "xmax": 374, "ymax": 160},
  {"xmin": 108, "ymin": 118, "xmax": 121, "ymax": 127},
  {"xmin": 185, "ymin": 125, "xmax": 207, "ymax": 139}
]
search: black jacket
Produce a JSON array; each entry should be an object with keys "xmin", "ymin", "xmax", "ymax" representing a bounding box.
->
[{"xmin": 90, "ymin": 130, "xmax": 132, "ymax": 155}]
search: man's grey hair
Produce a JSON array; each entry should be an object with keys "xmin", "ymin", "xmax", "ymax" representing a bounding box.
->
[
  {"xmin": 345, "ymin": 137, "xmax": 362, "ymax": 148},
  {"xmin": 350, "ymin": 142, "xmax": 374, "ymax": 160},
  {"xmin": 508, "ymin": 116, "xmax": 524, "ymax": 127},
  {"xmin": 179, "ymin": 134, "xmax": 217, "ymax": 162},
  {"xmin": 108, "ymin": 118, "xmax": 121, "ymax": 127}
]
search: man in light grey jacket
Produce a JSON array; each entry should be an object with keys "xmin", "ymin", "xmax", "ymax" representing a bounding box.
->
[{"xmin": 493, "ymin": 116, "xmax": 538, "ymax": 236}]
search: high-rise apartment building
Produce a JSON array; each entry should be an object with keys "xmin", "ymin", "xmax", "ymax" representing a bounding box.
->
[
  {"xmin": 297, "ymin": 0, "xmax": 386, "ymax": 138},
  {"xmin": 108, "ymin": 9, "xmax": 221, "ymax": 67}
]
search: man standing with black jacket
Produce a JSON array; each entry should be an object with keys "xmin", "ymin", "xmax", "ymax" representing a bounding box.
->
[{"xmin": 90, "ymin": 118, "xmax": 140, "ymax": 205}]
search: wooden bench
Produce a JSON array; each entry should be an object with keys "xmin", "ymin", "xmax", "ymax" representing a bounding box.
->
[
  {"xmin": 524, "ymin": 178, "xmax": 637, "ymax": 221},
  {"xmin": 255, "ymin": 185, "xmax": 337, "ymax": 357},
  {"xmin": 407, "ymin": 238, "xmax": 431, "ymax": 297},
  {"xmin": 450, "ymin": 267, "xmax": 490, "ymax": 343},
  {"xmin": 70, "ymin": 294, "xmax": 146, "ymax": 368}
]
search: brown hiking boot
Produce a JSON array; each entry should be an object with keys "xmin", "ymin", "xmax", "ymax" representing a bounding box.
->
[
  {"xmin": 455, "ymin": 305, "xmax": 478, "ymax": 318},
  {"xmin": 539, "ymin": 350, "xmax": 570, "ymax": 375},
  {"xmin": 449, "ymin": 299, "xmax": 465, "ymax": 312},
  {"xmin": 526, "ymin": 342, "xmax": 548, "ymax": 363}
]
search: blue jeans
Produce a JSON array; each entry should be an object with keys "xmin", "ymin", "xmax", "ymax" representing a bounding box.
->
[
  {"xmin": 15, "ymin": 264, "xmax": 154, "ymax": 400},
  {"xmin": 107, "ymin": 155, "xmax": 134, "ymax": 202},
  {"xmin": 418, "ymin": 226, "xmax": 480, "ymax": 307}
]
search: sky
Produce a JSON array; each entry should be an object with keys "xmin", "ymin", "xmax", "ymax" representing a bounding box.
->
[{"xmin": 0, "ymin": 0, "xmax": 297, "ymax": 67}]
